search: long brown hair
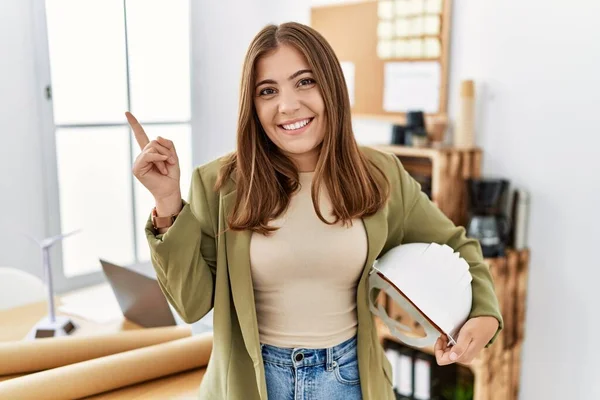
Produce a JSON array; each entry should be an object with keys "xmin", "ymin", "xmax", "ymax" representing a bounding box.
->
[{"xmin": 216, "ymin": 22, "xmax": 389, "ymax": 234}]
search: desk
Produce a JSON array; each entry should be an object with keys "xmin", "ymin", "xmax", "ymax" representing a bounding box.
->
[{"xmin": 0, "ymin": 285, "xmax": 205, "ymax": 399}]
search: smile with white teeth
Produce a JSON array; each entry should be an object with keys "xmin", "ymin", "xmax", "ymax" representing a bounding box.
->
[{"xmin": 280, "ymin": 118, "xmax": 312, "ymax": 131}]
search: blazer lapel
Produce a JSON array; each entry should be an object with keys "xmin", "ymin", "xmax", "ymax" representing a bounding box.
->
[
  {"xmin": 361, "ymin": 210, "xmax": 388, "ymax": 279},
  {"xmin": 221, "ymin": 189, "xmax": 261, "ymax": 364}
]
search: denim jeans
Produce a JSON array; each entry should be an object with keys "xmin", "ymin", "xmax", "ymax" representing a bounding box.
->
[{"xmin": 261, "ymin": 335, "xmax": 362, "ymax": 400}]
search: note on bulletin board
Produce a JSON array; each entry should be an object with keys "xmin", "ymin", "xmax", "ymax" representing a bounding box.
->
[
  {"xmin": 382, "ymin": 61, "xmax": 441, "ymax": 113},
  {"xmin": 340, "ymin": 61, "xmax": 356, "ymax": 107}
]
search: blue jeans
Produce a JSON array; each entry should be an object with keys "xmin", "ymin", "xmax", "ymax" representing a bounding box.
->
[{"xmin": 261, "ymin": 335, "xmax": 362, "ymax": 400}]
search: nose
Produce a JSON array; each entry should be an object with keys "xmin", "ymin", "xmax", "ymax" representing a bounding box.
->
[{"xmin": 278, "ymin": 88, "xmax": 300, "ymax": 114}]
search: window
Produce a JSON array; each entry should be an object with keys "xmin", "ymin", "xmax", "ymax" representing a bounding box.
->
[{"xmin": 42, "ymin": 0, "xmax": 192, "ymax": 279}]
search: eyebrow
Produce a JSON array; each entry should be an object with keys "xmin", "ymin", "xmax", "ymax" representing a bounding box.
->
[{"xmin": 255, "ymin": 69, "xmax": 313, "ymax": 88}]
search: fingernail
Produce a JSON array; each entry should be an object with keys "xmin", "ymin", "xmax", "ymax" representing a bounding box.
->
[
  {"xmin": 168, "ymin": 157, "xmax": 176, "ymax": 164},
  {"xmin": 450, "ymin": 353, "xmax": 457, "ymax": 361}
]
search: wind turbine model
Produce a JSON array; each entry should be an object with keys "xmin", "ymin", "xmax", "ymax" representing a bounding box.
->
[{"xmin": 25, "ymin": 229, "xmax": 81, "ymax": 340}]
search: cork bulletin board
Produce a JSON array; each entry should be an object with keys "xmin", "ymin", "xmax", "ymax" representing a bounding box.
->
[{"xmin": 310, "ymin": 0, "xmax": 452, "ymax": 124}]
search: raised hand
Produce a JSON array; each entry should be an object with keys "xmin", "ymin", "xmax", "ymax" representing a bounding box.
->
[{"xmin": 127, "ymin": 112, "xmax": 182, "ymax": 205}]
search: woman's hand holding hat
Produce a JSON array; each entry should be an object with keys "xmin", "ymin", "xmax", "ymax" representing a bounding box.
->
[{"xmin": 434, "ymin": 316, "xmax": 499, "ymax": 365}]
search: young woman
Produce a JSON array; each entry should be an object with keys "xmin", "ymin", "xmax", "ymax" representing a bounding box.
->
[{"xmin": 128, "ymin": 22, "xmax": 502, "ymax": 400}]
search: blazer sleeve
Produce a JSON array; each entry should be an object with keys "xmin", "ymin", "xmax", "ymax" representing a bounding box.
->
[
  {"xmin": 386, "ymin": 153, "xmax": 504, "ymax": 346},
  {"xmin": 144, "ymin": 167, "xmax": 217, "ymax": 324}
]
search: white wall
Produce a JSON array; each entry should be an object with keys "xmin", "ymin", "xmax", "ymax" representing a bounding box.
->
[
  {"xmin": 0, "ymin": 0, "xmax": 49, "ymax": 279},
  {"xmin": 448, "ymin": 1, "xmax": 600, "ymax": 398}
]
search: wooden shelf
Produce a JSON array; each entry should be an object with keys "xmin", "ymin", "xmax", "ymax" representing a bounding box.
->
[
  {"xmin": 374, "ymin": 144, "xmax": 448, "ymax": 158},
  {"xmin": 373, "ymin": 144, "xmax": 483, "ymax": 226},
  {"xmin": 353, "ymin": 113, "xmax": 448, "ymax": 128},
  {"xmin": 372, "ymin": 142, "xmax": 530, "ymax": 399},
  {"xmin": 374, "ymin": 143, "xmax": 481, "ymax": 158}
]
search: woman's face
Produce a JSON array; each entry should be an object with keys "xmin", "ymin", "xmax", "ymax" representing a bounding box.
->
[{"xmin": 254, "ymin": 44, "xmax": 326, "ymax": 172}]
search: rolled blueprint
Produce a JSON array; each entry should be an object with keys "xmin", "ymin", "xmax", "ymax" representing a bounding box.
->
[
  {"xmin": 0, "ymin": 333, "xmax": 212, "ymax": 400},
  {"xmin": 0, "ymin": 325, "xmax": 192, "ymax": 375}
]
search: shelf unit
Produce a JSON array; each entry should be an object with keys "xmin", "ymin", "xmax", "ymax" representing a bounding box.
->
[
  {"xmin": 373, "ymin": 144, "xmax": 482, "ymax": 227},
  {"xmin": 373, "ymin": 144, "xmax": 530, "ymax": 399}
]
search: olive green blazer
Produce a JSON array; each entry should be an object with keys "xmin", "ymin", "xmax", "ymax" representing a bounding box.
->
[{"xmin": 145, "ymin": 146, "xmax": 503, "ymax": 400}]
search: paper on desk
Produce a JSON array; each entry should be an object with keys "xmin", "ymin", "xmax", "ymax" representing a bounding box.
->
[
  {"xmin": 0, "ymin": 333, "xmax": 212, "ymax": 400},
  {"xmin": 383, "ymin": 61, "xmax": 441, "ymax": 113},
  {"xmin": 0, "ymin": 325, "xmax": 192, "ymax": 375},
  {"xmin": 58, "ymin": 284, "xmax": 122, "ymax": 323}
]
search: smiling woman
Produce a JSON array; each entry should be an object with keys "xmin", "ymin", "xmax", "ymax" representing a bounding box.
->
[
  {"xmin": 254, "ymin": 45, "xmax": 326, "ymax": 172},
  {"xmin": 217, "ymin": 23, "xmax": 390, "ymax": 236},
  {"xmin": 253, "ymin": 53, "xmax": 325, "ymax": 171},
  {"xmin": 136, "ymin": 21, "xmax": 503, "ymax": 400}
]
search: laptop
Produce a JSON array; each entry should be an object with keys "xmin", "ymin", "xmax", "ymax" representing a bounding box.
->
[{"xmin": 100, "ymin": 259, "xmax": 177, "ymax": 328}]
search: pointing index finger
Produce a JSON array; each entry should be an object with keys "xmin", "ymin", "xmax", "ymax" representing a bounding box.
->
[{"xmin": 125, "ymin": 112, "xmax": 149, "ymax": 150}]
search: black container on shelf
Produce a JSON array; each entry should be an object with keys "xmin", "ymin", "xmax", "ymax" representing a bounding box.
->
[
  {"xmin": 405, "ymin": 111, "xmax": 429, "ymax": 147},
  {"xmin": 466, "ymin": 178, "xmax": 510, "ymax": 215},
  {"xmin": 406, "ymin": 110, "xmax": 426, "ymax": 130},
  {"xmin": 392, "ymin": 124, "xmax": 407, "ymax": 145},
  {"xmin": 466, "ymin": 178, "xmax": 511, "ymax": 258}
]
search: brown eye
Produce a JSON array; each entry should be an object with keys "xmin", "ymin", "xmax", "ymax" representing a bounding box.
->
[
  {"xmin": 259, "ymin": 87, "xmax": 277, "ymax": 96},
  {"xmin": 298, "ymin": 78, "xmax": 316, "ymax": 87}
]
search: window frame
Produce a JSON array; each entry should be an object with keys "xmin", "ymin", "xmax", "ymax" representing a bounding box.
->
[{"xmin": 32, "ymin": 0, "xmax": 192, "ymax": 292}]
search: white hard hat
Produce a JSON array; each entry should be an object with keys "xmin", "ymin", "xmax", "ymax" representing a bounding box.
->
[{"xmin": 369, "ymin": 242, "xmax": 473, "ymax": 348}]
